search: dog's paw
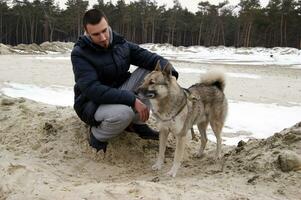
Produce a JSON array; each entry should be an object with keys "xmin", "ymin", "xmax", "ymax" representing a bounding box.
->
[
  {"xmin": 166, "ymin": 164, "xmax": 180, "ymax": 177},
  {"xmin": 215, "ymin": 153, "xmax": 222, "ymax": 161},
  {"xmin": 195, "ymin": 151, "xmax": 206, "ymax": 158},
  {"xmin": 166, "ymin": 168, "xmax": 177, "ymax": 177},
  {"xmin": 152, "ymin": 162, "xmax": 163, "ymax": 171}
]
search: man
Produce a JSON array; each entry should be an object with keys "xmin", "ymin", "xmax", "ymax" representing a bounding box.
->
[{"xmin": 71, "ymin": 9, "xmax": 178, "ymax": 153}]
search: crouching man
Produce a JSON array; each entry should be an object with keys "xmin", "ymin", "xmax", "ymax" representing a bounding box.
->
[{"xmin": 71, "ymin": 9, "xmax": 178, "ymax": 152}]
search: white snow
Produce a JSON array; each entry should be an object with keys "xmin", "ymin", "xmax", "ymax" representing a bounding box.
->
[
  {"xmin": 1, "ymin": 43, "xmax": 301, "ymax": 145},
  {"xmin": 2, "ymin": 82, "xmax": 300, "ymax": 146},
  {"xmin": 140, "ymin": 44, "xmax": 301, "ymax": 66}
]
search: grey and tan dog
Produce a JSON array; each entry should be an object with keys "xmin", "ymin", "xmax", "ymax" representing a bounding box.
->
[{"xmin": 137, "ymin": 61, "xmax": 228, "ymax": 177}]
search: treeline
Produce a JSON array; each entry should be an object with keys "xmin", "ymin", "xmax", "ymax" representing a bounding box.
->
[{"xmin": 1, "ymin": 0, "xmax": 301, "ymax": 48}]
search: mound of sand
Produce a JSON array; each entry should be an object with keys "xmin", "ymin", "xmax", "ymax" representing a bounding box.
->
[
  {"xmin": 0, "ymin": 44, "xmax": 11, "ymax": 55},
  {"xmin": 0, "ymin": 95, "xmax": 300, "ymax": 199},
  {"xmin": 0, "ymin": 42, "xmax": 73, "ymax": 55},
  {"xmin": 40, "ymin": 42, "xmax": 74, "ymax": 53}
]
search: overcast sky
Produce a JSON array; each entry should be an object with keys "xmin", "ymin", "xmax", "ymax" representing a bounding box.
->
[{"xmin": 56, "ymin": 0, "xmax": 269, "ymax": 13}]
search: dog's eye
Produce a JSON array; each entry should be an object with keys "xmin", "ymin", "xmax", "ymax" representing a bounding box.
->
[{"xmin": 149, "ymin": 80, "xmax": 155, "ymax": 85}]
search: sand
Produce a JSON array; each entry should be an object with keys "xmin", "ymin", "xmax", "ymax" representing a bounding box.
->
[
  {"xmin": 0, "ymin": 51, "xmax": 301, "ymax": 199},
  {"xmin": 0, "ymin": 96, "xmax": 300, "ymax": 199}
]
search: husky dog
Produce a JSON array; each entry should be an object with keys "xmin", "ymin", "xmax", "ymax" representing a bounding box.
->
[{"xmin": 137, "ymin": 61, "xmax": 228, "ymax": 177}]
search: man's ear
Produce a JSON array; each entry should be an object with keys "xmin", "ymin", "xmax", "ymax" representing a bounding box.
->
[
  {"xmin": 162, "ymin": 62, "xmax": 172, "ymax": 77},
  {"xmin": 155, "ymin": 60, "xmax": 162, "ymax": 71},
  {"xmin": 84, "ymin": 26, "xmax": 88, "ymax": 35}
]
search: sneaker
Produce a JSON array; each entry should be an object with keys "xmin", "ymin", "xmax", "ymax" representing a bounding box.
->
[
  {"xmin": 126, "ymin": 124, "xmax": 159, "ymax": 140},
  {"xmin": 89, "ymin": 131, "xmax": 108, "ymax": 153}
]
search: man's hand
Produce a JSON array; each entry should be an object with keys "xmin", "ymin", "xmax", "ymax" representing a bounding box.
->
[{"xmin": 134, "ymin": 98, "xmax": 149, "ymax": 122}]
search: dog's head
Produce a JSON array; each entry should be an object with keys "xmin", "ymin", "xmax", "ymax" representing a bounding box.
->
[{"xmin": 137, "ymin": 60, "xmax": 176, "ymax": 100}]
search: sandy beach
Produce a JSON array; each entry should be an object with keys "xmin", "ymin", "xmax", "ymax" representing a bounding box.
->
[{"xmin": 1, "ymin": 52, "xmax": 301, "ymax": 199}]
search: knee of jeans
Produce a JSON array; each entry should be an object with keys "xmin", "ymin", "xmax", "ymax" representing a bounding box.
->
[
  {"xmin": 103, "ymin": 106, "xmax": 134, "ymax": 127},
  {"xmin": 117, "ymin": 106, "xmax": 135, "ymax": 124}
]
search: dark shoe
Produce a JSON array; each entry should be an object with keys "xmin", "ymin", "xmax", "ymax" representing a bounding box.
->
[
  {"xmin": 126, "ymin": 124, "xmax": 159, "ymax": 140},
  {"xmin": 89, "ymin": 131, "xmax": 108, "ymax": 153}
]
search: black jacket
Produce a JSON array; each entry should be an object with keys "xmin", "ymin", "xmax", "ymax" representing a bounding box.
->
[{"xmin": 71, "ymin": 32, "xmax": 178, "ymax": 125}]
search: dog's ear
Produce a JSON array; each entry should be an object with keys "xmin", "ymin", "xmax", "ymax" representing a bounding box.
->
[
  {"xmin": 155, "ymin": 60, "xmax": 162, "ymax": 71},
  {"xmin": 162, "ymin": 62, "xmax": 172, "ymax": 77}
]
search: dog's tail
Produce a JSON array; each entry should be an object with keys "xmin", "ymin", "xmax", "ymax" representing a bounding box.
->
[{"xmin": 200, "ymin": 70, "xmax": 226, "ymax": 91}]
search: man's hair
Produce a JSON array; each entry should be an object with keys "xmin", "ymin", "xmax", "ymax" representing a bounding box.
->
[{"xmin": 83, "ymin": 9, "xmax": 108, "ymax": 29}]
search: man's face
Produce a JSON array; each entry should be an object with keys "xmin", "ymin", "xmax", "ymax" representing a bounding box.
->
[{"xmin": 85, "ymin": 17, "xmax": 110, "ymax": 48}]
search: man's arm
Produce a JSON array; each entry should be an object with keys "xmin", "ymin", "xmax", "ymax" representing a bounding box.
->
[
  {"xmin": 71, "ymin": 52, "xmax": 136, "ymax": 107},
  {"xmin": 127, "ymin": 42, "xmax": 179, "ymax": 79}
]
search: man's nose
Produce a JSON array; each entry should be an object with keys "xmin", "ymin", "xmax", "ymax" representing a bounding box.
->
[{"xmin": 99, "ymin": 33, "xmax": 106, "ymax": 41}]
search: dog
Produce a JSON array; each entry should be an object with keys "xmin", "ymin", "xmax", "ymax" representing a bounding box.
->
[{"xmin": 137, "ymin": 61, "xmax": 228, "ymax": 177}]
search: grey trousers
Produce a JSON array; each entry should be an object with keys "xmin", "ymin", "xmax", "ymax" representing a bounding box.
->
[{"xmin": 91, "ymin": 68, "xmax": 151, "ymax": 142}]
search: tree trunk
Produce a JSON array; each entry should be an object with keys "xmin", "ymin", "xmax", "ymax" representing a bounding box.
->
[
  {"xmin": 160, "ymin": 28, "xmax": 164, "ymax": 43},
  {"xmin": 236, "ymin": 23, "xmax": 240, "ymax": 47},
  {"xmin": 34, "ymin": 19, "xmax": 38, "ymax": 42},
  {"xmin": 132, "ymin": 25, "xmax": 136, "ymax": 42},
  {"xmin": 141, "ymin": 20, "xmax": 147, "ymax": 43},
  {"xmin": 77, "ymin": 13, "xmax": 81, "ymax": 38},
  {"xmin": 49, "ymin": 23, "xmax": 54, "ymax": 42},
  {"xmin": 151, "ymin": 18, "xmax": 155, "ymax": 43},
  {"xmin": 30, "ymin": 18, "xmax": 34, "ymax": 43},
  {"xmin": 16, "ymin": 18, "xmax": 20, "ymax": 44},
  {"xmin": 284, "ymin": 17, "xmax": 287, "ymax": 46},
  {"xmin": 247, "ymin": 22, "xmax": 252, "ymax": 47},
  {"xmin": 198, "ymin": 21, "xmax": 203, "ymax": 45},
  {"xmin": 264, "ymin": 26, "xmax": 269, "ymax": 47},
  {"xmin": 0, "ymin": 14, "xmax": 2, "ymax": 43},
  {"xmin": 171, "ymin": 23, "xmax": 176, "ymax": 45},
  {"xmin": 216, "ymin": 26, "xmax": 220, "ymax": 45},
  {"xmin": 221, "ymin": 21, "xmax": 225, "ymax": 46},
  {"xmin": 167, "ymin": 27, "xmax": 171, "ymax": 44},
  {"xmin": 211, "ymin": 24, "xmax": 217, "ymax": 46},
  {"xmin": 183, "ymin": 26, "xmax": 187, "ymax": 46},
  {"xmin": 273, "ymin": 30, "xmax": 277, "ymax": 47},
  {"xmin": 280, "ymin": 14, "xmax": 283, "ymax": 46},
  {"xmin": 243, "ymin": 23, "xmax": 248, "ymax": 47},
  {"xmin": 21, "ymin": 18, "xmax": 24, "ymax": 43},
  {"xmin": 44, "ymin": 16, "xmax": 49, "ymax": 41}
]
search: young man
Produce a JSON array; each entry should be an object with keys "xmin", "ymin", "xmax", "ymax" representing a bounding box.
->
[{"xmin": 71, "ymin": 9, "xmax": 178, "ymax": 153}]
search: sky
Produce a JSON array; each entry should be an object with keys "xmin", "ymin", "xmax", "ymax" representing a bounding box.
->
[{"xmin": 56, "ymin": 0, "xmax": 270, "ymax": 13}]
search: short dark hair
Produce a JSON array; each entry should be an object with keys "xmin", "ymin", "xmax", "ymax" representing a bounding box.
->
[{"xmin": 83, "ymin": 9, "xmax": 108, "ymax": 29}]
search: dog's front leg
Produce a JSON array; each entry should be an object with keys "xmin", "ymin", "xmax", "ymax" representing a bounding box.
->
[
  {"xmin": 152, "ymin": 128, "xmax": 169, "ymax": 171},
  {"xmin": 167, "ymin": 135, "xmax": 186, "ymax": 177}
]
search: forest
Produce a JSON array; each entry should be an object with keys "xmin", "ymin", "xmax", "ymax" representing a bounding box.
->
[{"xmin": 0, "ymin": 0, "xmax": 301, "ymax": 48}]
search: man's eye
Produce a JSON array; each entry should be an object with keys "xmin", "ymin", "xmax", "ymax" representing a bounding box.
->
[{"xmin": 92, "ymin": 33, "xmax": 100, "ymax": 36}]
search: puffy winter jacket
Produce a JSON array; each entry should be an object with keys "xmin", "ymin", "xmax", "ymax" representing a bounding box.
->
[{"xmin": 71, "ymin": 31, "xmax": 178, "ymax": 125}]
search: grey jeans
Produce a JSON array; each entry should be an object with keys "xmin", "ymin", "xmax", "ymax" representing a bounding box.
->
[{"xmin": 91, "ymin": 68, "xmax": 151, "ymax": 142}]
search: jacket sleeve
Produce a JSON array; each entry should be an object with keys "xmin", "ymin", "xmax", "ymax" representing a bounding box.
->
[
  {"xmin": 71, "ymin": 50, "xmax": 136, "ymax": 107},
  {"xmin": 127, "ymin": 42, "xmax": 179, "ymax": 79}
]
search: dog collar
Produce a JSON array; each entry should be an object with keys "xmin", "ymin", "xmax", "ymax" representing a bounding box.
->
[{"xmin": 153, "ymin": 88, "xmax": 188, "ymax": 122}]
